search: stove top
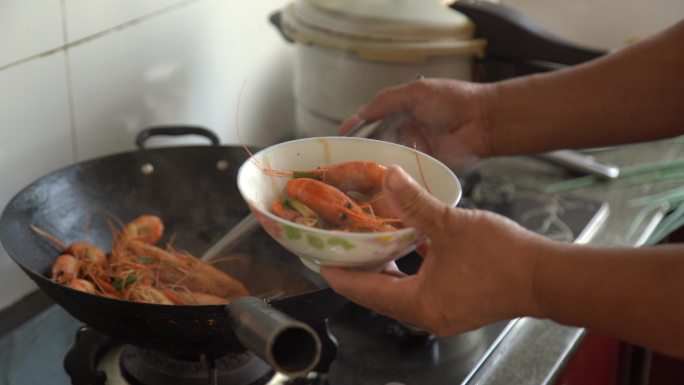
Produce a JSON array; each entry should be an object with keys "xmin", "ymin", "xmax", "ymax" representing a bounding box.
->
[{"xmin": 0, "ymin": 179, "xmax": 608, "ymax": 385}]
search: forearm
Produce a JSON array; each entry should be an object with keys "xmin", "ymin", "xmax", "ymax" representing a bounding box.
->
[
  {"xmin": 534, "ymin": 242, "xmax": 684, "ymax": 358},
  {"xmin": 483, "ymin": 20, "xmax": 684, "ymax": 156}
]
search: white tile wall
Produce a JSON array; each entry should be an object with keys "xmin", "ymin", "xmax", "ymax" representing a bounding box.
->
[
  {"xmin": 0, "ymin": 0, "xmax": 64, "ymax": 68},
  {"xmin": 63, "ymin": 0, "xmax": 187, "ymax": 42},
  {"xmin": 0, "ymin": 53, "xmax": 73, "ymax": 309},
  {"xmin": 502, "ymin": 0, "xmax": 684, "ymax": 49},
  {"xmin": 68, "ymin": 0, "xmax": 295, "ymax": 160}
]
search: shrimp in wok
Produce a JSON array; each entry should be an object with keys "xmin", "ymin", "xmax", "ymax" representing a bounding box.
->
[{"xmin": 33, "ymin": 215, "xmax": 249, "ymax": 305}]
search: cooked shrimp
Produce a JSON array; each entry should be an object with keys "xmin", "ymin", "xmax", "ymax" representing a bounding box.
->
[
  {"xmin": 127, "ymin": 285, "xmax": 174, "ymax": 305},
  {"xmin": 291, "ymin": 161, "xmax": 387, "ymax": 195},
  {"xmin": 117, "ymin": 215, "xmax": 164, "ymax": 244},
  {"xmin": 33, "ymin": 215, "xmax": 250, "ymax": 305},
  {"xmin": 52, "ymin": 254, "xmax": 79, "ymax": 284},
  {"xmin": 284, "ymin": 178, "xmax": 397, "ymax": 232},
  {"xmin": 162, "ymin": 289, "xmax": 230, "ymax": 305},
  {"xmin": 271, "ymin": 200, "xmax": 302, "ymax": 222},
  {"xmin": 111, "ymin": 215, "xmax": 164, "ymax": 262},
  {"xmin": 31, "ymin": 225, "xmax": 108, "ymax": 276},
  {"xmin": 123, "ymin": 240, "xmax": 249, "ymax": 300},
  {"xmin": 67, "ymin": 278, "xmax": 97, "ymax": 294}
]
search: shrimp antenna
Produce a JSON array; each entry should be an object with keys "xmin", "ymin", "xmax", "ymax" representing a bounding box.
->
[
  {"xmin": 235, "ymin": 80, "xmax": 291, "ymax": 177},
  {"xmin": 29, "ymin": 224, "xmax": 67, "ymax": 251},
  {"xmin": 236, "ymin": 80, "xmax": 254, "ymax": 159},
  {"xmin": 413, "ymin": 141, "xmax": 431, "ymax": 194}
]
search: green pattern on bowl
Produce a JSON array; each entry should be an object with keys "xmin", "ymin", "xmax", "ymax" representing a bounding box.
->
[
  {"xmin": 307, "ymin": 234, "xmax": 325, "ymax": 249},
  {"xmin": 284, "ymin": 224, "xmax": 301, "ymax": 240},
  {"xmin": 327, "ymin": 237, "xmax": 355, "ymax": 250}
]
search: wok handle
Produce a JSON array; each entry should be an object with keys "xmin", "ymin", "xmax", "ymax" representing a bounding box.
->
[
  {"xmin": 227, "ymin": 296, "xmax": 321, "ymax": 376},
  {"xmin": 135, "ymin": 126, "xmax": 220, "ymax": 149}
]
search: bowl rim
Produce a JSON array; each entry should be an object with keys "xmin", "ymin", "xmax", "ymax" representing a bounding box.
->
[{"xmin": 236, "ymin": 136, "xmax": 461, "ymax": 238}]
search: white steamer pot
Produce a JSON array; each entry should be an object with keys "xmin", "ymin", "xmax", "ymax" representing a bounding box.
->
[{"xmin": 278, "ymin": 0, "xmax": 486, "ymax": 137}]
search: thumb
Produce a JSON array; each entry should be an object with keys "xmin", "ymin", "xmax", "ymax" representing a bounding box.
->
[{"xmin": 383, "ymin": 165, "xmax": 450, "ymax": 237}]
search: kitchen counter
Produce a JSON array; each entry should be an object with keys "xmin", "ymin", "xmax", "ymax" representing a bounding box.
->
[{"xmin": 463, "ymin": 138, "xmax": 684, "ymax": 385}]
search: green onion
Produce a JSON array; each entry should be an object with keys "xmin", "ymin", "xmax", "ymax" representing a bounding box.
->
[
  {"xmin": 543, "ymin": 159, "xmax": 684, "ymax": 193},
  {"xmin": 113, "ymin": 274, "xmax": 138, "ymax": 291},
  {"xmin": 123, "ymin": 274, "xmax": 138, "ymax": 288},
  {"xmin": 285, "ymin": 198, "xmax": 318, "ymax": 218},
  {"xmin": 292, "ymin": 171, "xmax": 317, "ymax": 179},
  {"xmin": 346, "ymin": 191, "xmax": 370, "ymax": 202},
  {"xmin": 629, "ymin": 185, "xmax": 684, "ymax": 207},
  {"xmin": 538, "ymin": 150, "xmax": 684, "ymax": 244},
  {"xmin": 543, "ymin": 175, "xmax": 598, "ymax": 193}
]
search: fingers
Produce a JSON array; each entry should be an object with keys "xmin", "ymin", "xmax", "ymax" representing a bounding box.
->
[
  {"xmin": 416, "ymin": 240, "xmax": 431, "ymax": 258},
  {"xmin": 337, "ymin": 81, "xmax": 421, "ymax": 135},
  {"xmin": 383, "ymin": 165, "xmax": 455, "ymax": 240},
  {"xmin": 356, "ymin": 83, "xmax": 418, "ymax": 121},
  {"xmin": 321, "ymin": 266, "xmax": 420, "ymax": 324},
  {"xmin": 338, "ymin": 115, "xmax": 363, "ymax": 136}
]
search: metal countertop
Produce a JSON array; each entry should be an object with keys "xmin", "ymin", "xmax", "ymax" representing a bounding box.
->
[{"xmin": 465, "ymin": 138, "xmax": 684, "ymax": 385}]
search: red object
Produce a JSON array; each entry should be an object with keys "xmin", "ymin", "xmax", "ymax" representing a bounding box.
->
[
  {"xmin": 649, "ymin": 352, "xmax": 684, "ymax": 385},
  {"xmin": 554, "ymin": 332, "xmax": 620, "ymax": 385}
]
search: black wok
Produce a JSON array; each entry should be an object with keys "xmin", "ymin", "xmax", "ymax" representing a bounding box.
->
[{"xmin": 0, "ymin": 127, "xmax": 346, "ymax": 372}]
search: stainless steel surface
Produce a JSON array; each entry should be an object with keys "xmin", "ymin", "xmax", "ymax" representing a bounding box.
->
[
  {"xmin": 463, "ymin": 200, "xmax": 606, "ymax": 385},
  {"xmin": 464, "ymin": 318, "xmax": 585, "ymax": 385},
  {"xmin": 200, "ymin": 213, "xmax": 259, "ymax": 261},
  {"xmin": 537, "ymin": 149, "xmax": 620, "ymax": 179},
  {"xmin": 228, "ymin": 296, "xmax": 321, "ymax": 376},
  {"xmin": 464, "ymin": 138, "xmax": 684, "ymax": 385},
  {"xmin": 574, "ymin": 202, "xmax": 610, "ymax": 244}
]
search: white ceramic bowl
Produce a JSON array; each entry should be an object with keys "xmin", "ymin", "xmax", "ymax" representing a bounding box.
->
[{"xmin": 237, "ymin": 137, "xmax": 461, "ymax": 272}]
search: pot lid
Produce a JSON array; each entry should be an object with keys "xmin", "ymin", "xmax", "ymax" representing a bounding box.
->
[{"xmin": 292, "ymin": 0, "xmax": 475, "ymax": 42}]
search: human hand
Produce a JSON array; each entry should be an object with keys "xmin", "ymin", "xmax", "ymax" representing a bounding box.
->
[
  {"xmin": 321, "ymin": 165, "xmax": 551, "ymax": 336},
  {"xmin": 338, "ymin": 79, "xmax": 494, "ymax": 171}
]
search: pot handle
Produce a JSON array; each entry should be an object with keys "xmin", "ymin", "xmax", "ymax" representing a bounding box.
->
[
  {"xmin": 226, "ymin": 296, "xmax": 321, "ymax": 376},
  {"xmin": 135, "ymin": 126, "xmax": 220, "ymax": 149}
]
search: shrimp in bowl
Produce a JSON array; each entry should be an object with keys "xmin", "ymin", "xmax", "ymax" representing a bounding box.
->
[{"xmin": 237, "ymin": 137, "xmax": 461, "ymax": 272}]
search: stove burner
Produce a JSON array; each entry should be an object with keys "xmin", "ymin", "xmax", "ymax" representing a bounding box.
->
[
  {"xmin": 64, "ymin": 326, "xmax": 274, "ymax": 385},
  {"xmin": 324, "ymin": 303, "xmax": 508, "ymax": 385},
  {"xmin": 120, "ymin": 345, "xmax": 273, "ymax": 385}
]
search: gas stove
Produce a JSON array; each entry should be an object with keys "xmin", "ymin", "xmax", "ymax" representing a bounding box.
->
[
  {"xmin": 55, "ymin": 305, "xmax": 508, "ymax": 385},
  {"xmin": 0, "ymin": 175, "xmax": 607, "ymax": 385}
]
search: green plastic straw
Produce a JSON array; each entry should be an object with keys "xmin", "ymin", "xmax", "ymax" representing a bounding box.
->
[
  {"xmin": 544, "ymin": 158, "xmax": 684, "ymax": 193},
  {"xmin": 629, "ymin": 184, "xmax": 684, "ymax": 207},
  {"xmin": 646, "ymin": 201, "xmax": 684, "ymax": 245},
  {"xmin": 626, "ymin": 203, "xmax": 670, "ymax": 239}
]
